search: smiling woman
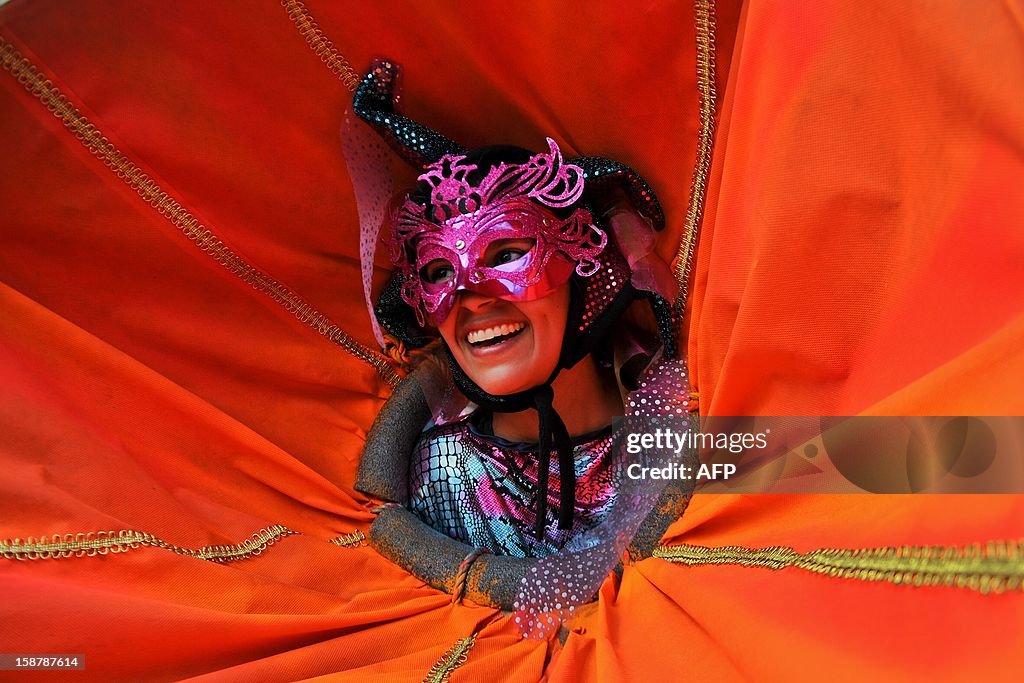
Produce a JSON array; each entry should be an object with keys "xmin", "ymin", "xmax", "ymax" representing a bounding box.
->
[{"xmin": 349, "ymin": 60, "xmax": 690, "ymax": 614}]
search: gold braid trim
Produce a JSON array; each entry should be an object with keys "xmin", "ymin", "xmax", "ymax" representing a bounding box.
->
[
  {"xmin": 0, "ymin": 525, "xmax": 297, "ymax": 563},
  {"xmin": 330, "ymin": 529, "xmax": 366, "ymax": 548},
  {"xmin": 281, "ymin": 0, "xmax": 360, "ymax": 91},
  {"xmin": 0, "ymin": 35, "xmax": 399, "ymax": 387},
  {"xmin": 672, "ymin": 0, "xmax": 719, "ymax": 321},
  {"xmin": 422, "ymin": 634, "xmax": 477, "ymax": 683},
  {"xmin": 654, "ymin": 540, "xmax": 1024, "ymax": 594}
]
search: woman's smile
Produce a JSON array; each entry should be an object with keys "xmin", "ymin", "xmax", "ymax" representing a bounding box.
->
[
  {"xmin": 459, "ymin": 311, "xmax": 531, "ymax": 360},
  {"xmin": 464, "ymin": 321, "xmax": 527, "ymax": 348},
  {"xmin": 439, "ymin": 286, "xmax": 569, "ymax": 396}
]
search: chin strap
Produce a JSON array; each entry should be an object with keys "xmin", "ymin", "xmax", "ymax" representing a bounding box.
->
[
  {"xmin": 443, "ymin": 346, "xmax": 579, "ymax": 539},
  {"xmin": 533, "ymin": 385, "xmax": 577, "ymax": 538}
]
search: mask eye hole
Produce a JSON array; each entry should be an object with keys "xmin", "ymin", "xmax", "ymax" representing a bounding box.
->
[
  {"xmin": 483, "ymin": 238, "xmax": 536, "ymax": 269},
  {"xmin": 421, "ymin": 259, "xmax": 455, "ymax": 285}
]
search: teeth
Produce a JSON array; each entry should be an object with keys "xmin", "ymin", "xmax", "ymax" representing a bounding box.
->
[{"xmin": 466, "ymin": 322, "xmax": 525, "ymax": 345}]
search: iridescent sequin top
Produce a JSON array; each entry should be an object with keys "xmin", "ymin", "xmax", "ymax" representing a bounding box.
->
[{"xmin": 407, "ymin": 414, "xmax": 621, "ymax": 558}]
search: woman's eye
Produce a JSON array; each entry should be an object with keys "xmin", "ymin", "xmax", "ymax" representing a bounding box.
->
[
  {"xmin": 485, "ymin": 239, "xmax": 535, "ymax": 268},
  {"xmin": 422, "ymin": 261, "xmax": 455, "ymax": 284},
  {"xmin": 493, "ymin": 248, "xmax": 527, "ymax": 265}
]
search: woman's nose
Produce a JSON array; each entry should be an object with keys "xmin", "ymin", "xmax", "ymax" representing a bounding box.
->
[{"xmin": 456, "ymin": 290, "xmax": 498, "ymax": 312}]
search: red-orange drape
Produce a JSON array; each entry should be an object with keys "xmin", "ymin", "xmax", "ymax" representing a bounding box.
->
[{"xmin": 1, "ymin": 1, "xmax": 1021, "ymax": 681}]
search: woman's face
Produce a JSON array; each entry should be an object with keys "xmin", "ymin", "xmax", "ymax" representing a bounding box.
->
[{"xmin": 437, "ymin": 279, "xmax": 570, "ymax": 397}]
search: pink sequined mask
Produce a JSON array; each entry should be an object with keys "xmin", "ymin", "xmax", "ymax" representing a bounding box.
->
[{"xmin": 391, "ymin": 139, "xmax": 608, "ymax": 326}]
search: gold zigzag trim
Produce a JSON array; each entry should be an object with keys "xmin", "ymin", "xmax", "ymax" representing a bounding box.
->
[
  {"xmin": 422, "ymin": 634, "xmax": 477, "ymax": 683},
  {"xmin": 0, "ymin": 525, "xmax": 369, "ymax": 562},
  {"xmin": 0, "ymin": 525, "xmax": 297, "ymax": 563},
  {"xmin": 281, "ymin": 0, "xmax": 360, "ymax": 91},
  {"xmin": 654, "ymin": 541, "xmax": 1024, "ymax": 594},
  {"xmin": 0, "ymin": 35, "xmax": 399, "ymax": 387},
  {"xmin": 330, "ymin": 529, "xmax": 366, "ymax": 547},
  {"xmin": 672, "ymin": 0, "xmax": 718, "ymax": 321}
]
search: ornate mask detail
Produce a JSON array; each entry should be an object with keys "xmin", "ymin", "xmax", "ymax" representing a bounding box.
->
[{"xmin": 391, "ymin": 139, "xmax": 607, "ymax": 325}]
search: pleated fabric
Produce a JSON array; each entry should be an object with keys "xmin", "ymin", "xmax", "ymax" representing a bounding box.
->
[{"xmin": 1, "ymin": 1, "xmax": 1021, "ymax": 680}]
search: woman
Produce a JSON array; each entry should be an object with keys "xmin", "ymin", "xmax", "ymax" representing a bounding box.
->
[{"xmin": 349, "ymin": 60, "xmax": 693, "ymax": 619}]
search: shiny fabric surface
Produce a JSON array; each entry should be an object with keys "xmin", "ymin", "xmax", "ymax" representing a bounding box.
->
[
  {"xmin": 408, "ymin": 419, "xmax": 619, "ymax": 557},
  {"xmin": 1, "ymin": 0, "xmax": 1022, "ymax": 681}
]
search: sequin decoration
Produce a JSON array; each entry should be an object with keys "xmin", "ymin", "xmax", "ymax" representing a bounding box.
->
[
  {"xmin": 408, "ymin": 420, "xmax": 621, "ymax": 558},
  {"xmin": 575, "ymin": 157, "xmax": 665, "ymax": 230},
  {"xmin": 576, "ymin": 243, "xmax": 631, "ymax": 334},
  {"xmin": 626, "ymin": 356, "xmax": 694, "ymax": 416},
  {"xmin": 353, "ymin": 59, "xmax": 466, "ymax": 171},
  {"xmin": 342, "ymin": 107, "xmax": 395, "ymax": 348},
  {"xmin": 513, "ymin": 356, "xmax": 696, "ymax": 639}
]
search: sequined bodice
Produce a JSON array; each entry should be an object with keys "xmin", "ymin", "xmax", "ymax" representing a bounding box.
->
[{"xmin": 407, "ymin": 418, "xmax": 621, "ymax": 558}]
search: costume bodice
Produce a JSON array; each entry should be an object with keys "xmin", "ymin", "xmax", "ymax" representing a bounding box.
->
[{"xmin": 407, "ymin": 416, "xmax": 622, "ymax": 558}]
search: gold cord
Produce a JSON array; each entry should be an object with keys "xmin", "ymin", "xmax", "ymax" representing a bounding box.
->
[
  {"xmin": 422, "ymin": 633, "xmax": 478, "ymax": 683},
  {"xmin": 450, "ymin": 547, "xmax": 488, "ymax": 605},
  {"xmin": 0, "ymin": 525, "xmax": 370, "ymax": 562},
  {"xmin": 281, "ymin": 0, "xmax": 360, "ymax": 91},
  {"xmin": 654, "ymin": 540, "xmax": 1024, "ymax": 594},
  {"xmin": 0, "ymin": 36, "xmax": 399, "ymax": 387},
  {"xmin": 0, "ymin": 526, "xmax": 297, "ymax": 563},
  {"xmin": 671, "ymin": 0, "xmax": 719, "ymax": 323},
  {"xmin": 330, "ymin": 530, "xmax": 367, "ymax": 548}
]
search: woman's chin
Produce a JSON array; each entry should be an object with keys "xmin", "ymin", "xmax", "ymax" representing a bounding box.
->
[
  {"xmin": 468, "ymin": 361, "xmax": 559, "ymax": 396},
  {"xmin": 471, "ymin": 372, "xmax": 533, "ymax": 397}
]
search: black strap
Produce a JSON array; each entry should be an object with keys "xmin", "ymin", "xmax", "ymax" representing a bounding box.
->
[
  {"xmin": 532, "ymin": 386, "xmax": 577, "ymax": 538},
  {"xmin": 533, "ymin": 386, "xmax": 553, "ymax": 539},
  {"xmin": 551, "ymin": 408, "xmax": 576, "ymax": 530}
]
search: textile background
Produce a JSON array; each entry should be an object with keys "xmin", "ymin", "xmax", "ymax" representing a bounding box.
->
[{"xmin": 1, "ymin": 1, "xmax": 1021, "ymax": 680}]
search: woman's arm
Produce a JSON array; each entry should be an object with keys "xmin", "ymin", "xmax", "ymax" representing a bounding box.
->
[
  {"xmin": 370, "ymin": 504, "xmax": 532, "ymax": 610},
  {"xmin": 354, "ymin": 365, "xmax": 433, "ymax": 503}
]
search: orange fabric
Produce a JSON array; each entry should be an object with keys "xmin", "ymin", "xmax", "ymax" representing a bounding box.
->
[
  {"xmin": 689, "ymin": 1, "xmax": 1024, "ymax": 416},
  {"xmin": 0, "ymin": 1, "xmax": 1021, "ymax": 681}
]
